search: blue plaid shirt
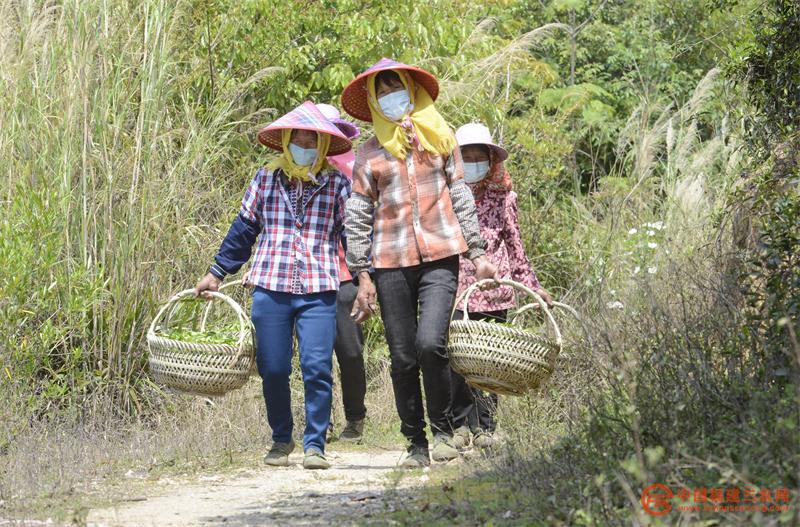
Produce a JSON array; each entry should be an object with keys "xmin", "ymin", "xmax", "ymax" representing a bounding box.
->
[{"xmin": 210, "ymin": 167, "xmax": 351, "ymax": 294}]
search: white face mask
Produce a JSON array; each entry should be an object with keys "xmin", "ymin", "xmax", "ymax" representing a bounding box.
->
[
  {"xmin": 288, "ymin": 143, "xmax": 317, "ymax": 166},
  {"xmin": 378, "ymin": 90, "xmax": 412, "ymax": 121},
  {"xmin": 463, "ymin": 161, "xmax": 490, "ymax": 183}
]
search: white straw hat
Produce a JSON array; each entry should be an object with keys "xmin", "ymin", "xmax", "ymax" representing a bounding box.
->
[{"xmin": 455, "ymin": 123, "xmax": 508, "ymax": 161}]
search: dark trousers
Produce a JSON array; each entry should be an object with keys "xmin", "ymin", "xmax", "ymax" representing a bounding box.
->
[
  {"xmin": 450, "ymin": 309, "xmax": 506, "ymax": 433},
  {"xmin": 334, "ymin": 280, "xmax": 367, "ymax": 422},
  {"xmin": 374, "ymin": 256, "xmax": 459, "ymax": 447}
]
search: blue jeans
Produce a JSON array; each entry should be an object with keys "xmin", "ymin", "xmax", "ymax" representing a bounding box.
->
[{"xmin": 251, "ymin": 287, "xmax": 337, "ymax": 453}]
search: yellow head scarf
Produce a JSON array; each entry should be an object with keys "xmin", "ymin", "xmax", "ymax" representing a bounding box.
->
[
  {"xmin": 269, "ymin": 129, "xmax": 331, "ymax": 183},
  {"xmin": 367, "ymin": 70, "xmax": 456, "ymax": 159}
]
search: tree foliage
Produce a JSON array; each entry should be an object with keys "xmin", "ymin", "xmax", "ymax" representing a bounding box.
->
[{"xmin": 733, "ymin": 0, "xmax": 800, "ymax": 361}]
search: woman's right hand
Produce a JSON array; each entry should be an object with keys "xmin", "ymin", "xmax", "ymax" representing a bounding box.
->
[
  {"xmin": 351, "ymin": 272, "xmax": 377, "ymax": 324},
  {"xmin": 194, "ymin": 272, "xmax": 222, "ymax": 300}
]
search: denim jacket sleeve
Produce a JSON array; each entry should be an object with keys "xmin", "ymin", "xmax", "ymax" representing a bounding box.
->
[{"xmin": 208, "ymin": 169, "xmax": 264, "ymax": 280}]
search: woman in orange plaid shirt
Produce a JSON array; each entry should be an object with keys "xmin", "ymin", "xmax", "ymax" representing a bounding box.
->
[{"xmin": 342, "ymin": 58, "xmax": 497, "ymax": 467}]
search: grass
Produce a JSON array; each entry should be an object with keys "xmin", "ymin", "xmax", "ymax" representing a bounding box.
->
[
  {"xmin": 0, "ymin": 0, "xmax": 263, "ymax": 419},
  {"xmin": 380, "ymin": 472, "xmax": 525, "ymax": 526},
  {"xmin": 368, "ymin": 67, "xmax": 799, "ymax": 526},
  {"xmin": 368, "ymin": 238, "xmax": 799, "ymax": 525},
  {"xmin": 1, "ymin": 357, "xmax": 406, "ymax": 520}
]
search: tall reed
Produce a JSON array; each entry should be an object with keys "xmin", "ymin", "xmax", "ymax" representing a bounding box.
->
[{"xmin": 0, "ymin": 0, "xmax": 258, "ymax": 418}]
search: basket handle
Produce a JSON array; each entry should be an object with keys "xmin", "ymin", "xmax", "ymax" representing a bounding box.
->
[
  {"xmin": 509, "ymin": 300, "xmax": 577, "ymax": 322},
  {"xmin": 147, "ymin": 288, "xmax": 250, "ymax": 352},
  {"xmin": 452, "ymin": 279, "xmax": 562, "ymax": 347},
  {"xmin": 509, "ymin": 300, "xmax": 591, "ymax": 353},
  {"xmin": 199, "ymin": 281, "xmax": 248, "ymax": 331}
]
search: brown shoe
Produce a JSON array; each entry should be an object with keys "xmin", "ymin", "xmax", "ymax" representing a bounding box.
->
[
  {"xmin": 399, "ymin": 445, "xmax": 430, "ymax": 468},
  {"xmin": 339, "ymin": 419, "xmax": 365, "ymax": 443},
  {"xmin": 303, "ymin": 449, "xmax": 331, "ymax": 470},
  {"xmin": 451, "ymin": 426, "xmax": 471, "ymax": 450},
  {"xmin": 431, "ymin": 434, "xmax": 459, "ymax": 462},
  {"xmin": 264, "ymin": 440, "xmax": 295, "ymax": 467},
  {"xmin": 472, "ymin": 430, "xmax": 496, "ymax": 449}
]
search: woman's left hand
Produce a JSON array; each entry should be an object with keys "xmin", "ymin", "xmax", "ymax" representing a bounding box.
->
[
  {"xmin": 472, "ymin": 255, "xmax": 499, "ymax": 288},
  {"xmin": 241, "ymin": 270, "xmax": 254, "ymax": 289},
  {"xmin": 534, "ymin": 286, "xmax": 554, "ymax": 307}
]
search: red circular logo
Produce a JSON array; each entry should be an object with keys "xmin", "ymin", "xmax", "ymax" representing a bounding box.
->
[{"xmin": 641, "ymin": 484, "xmax": 674, "ymax": 517}]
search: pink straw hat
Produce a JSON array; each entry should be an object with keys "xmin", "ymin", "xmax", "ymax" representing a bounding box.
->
[
  {"xmin": 258, "ymin": 101, "xmax": 352, "ymax": 156},
  {"xmin": 455, "ymin": 123, "xmax": 508, "ymax": 161},
  {"xmin": 315, "ymin": 103, "xmax": 360, "ymax": 139},
  {"xmin": 341, "ymin": 58, "xmax": 440, "ymax": 122}
]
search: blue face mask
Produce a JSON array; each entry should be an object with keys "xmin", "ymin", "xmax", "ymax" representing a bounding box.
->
[
  {"xmin": 378, "ymin": 90, "xmax": 412, "ymax": 121},
  {"xmin": 288, "ymin": 143, "xmax": 317, "ymax": 166},
  {"xmin": 463, "ymin": 161, "xmax": 491, "ymax": 184}
]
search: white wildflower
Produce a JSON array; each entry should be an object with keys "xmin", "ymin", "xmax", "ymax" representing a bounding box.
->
[
  {"xmin": 610, "ymin": 289, "xmax": 616, "ymax": 296},
  {"xmin": 633, "ymin": 266, "xmax": 641, "ymax": 275},
  {"xmin": 648, "ymin": 242, "xmax": 658, "ymax": 249},
  {"xmin": 652, "ymin": 221, "xmax": 665, "ymax": 230},
  {"xmin": 607, "ymin": 301, "xmax": 624, "ymax": 310},
  {"xmin": 648, "ymin": 267, "xmax": 657, "ymax": 274},
  {"xmin": 628, "ymin": 228, "xmax": 638, "ymax": 235},
  {"xmin": 647, "ymin": 230, "xmax": 656, "ymax": 236}
]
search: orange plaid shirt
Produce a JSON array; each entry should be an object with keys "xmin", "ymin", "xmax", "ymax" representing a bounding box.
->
[{"xmin": 346, "ymin": 137, "xmax": 485, "ymax": 272}]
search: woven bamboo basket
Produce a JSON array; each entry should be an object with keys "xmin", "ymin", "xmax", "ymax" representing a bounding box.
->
[
  {"xmin": 147, "ymin": 287, "xmax": 255, "ymax": 396},
  {"xmin": 448, "ymin": 279, "xmax": 565, "ymax": 396}
]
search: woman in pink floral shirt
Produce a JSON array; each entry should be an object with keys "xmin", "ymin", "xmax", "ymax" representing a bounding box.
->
[{"xmin": 451, "ymin": 123, "xmax": 553, "ymax": 450}]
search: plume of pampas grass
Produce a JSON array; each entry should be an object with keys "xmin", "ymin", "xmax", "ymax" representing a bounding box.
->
[
  {"xmin": 672, "ymin": 173, "xmax": 707, "ymax": 219},
  {"xmin": 438, "ymin": 22, "xmax": 566, "ymax": 106},
  {"xmin": 458, "ymin": 16, "xmax": 497, "ymax": 52},
  {"xmin": 672, "ymin": 119, "xmax": 699, "ymax": 176},
  {"xmin": 619, "ymin": 68, "xmax": 725, "ymax": 199},
  {"xmin": 685, "ymin": 68, "xmax": 720, "ymax": 118}
]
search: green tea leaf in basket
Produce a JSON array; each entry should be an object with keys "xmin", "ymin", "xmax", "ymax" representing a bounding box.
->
[{"xmin": 158, "ymin": 324, "xmax": 241, "ymax": 346}]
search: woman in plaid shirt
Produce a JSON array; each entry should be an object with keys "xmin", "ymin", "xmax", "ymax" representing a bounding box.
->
[
  {"xmin": 195, "ymin": 102, "xmax": 352, "ymax": 470},
  {"xmin": 341, "ymin": 59, "xmax": 498, "ymax": 467}
]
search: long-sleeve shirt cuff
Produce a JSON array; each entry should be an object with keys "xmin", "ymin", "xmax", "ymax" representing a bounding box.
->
[
  {"xmin": 208, "ymin": 263, "xmax": 227, "ymax": 280},
  {"xmin": 465, "ymin": 247, "xmax": 486, "ymax": 260}
]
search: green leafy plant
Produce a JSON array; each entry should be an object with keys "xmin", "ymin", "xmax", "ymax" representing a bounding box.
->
[{"xmin": 159, "ymin": 327, "xmax": 241, "ymax": 346}]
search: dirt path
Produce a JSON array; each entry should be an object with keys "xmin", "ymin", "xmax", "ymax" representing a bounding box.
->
[{"xmin": 86, "ymin": 449, "xmax": 415, "ymax": 527}]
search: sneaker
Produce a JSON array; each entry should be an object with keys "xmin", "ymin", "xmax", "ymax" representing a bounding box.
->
[
  {"xmin": 451, "ymin": 426, "xmax": 471, "ymax": 450},
  {"xmin": 303, "ymin": 448, "xmax": 331, "ymax": 470},
  {"xmin": 431, "ymin": 434, "xmax": 459, "ymax": 462},
  {"xmin": 472, "ymin": 430, "xmax": 496, "ymax": 449},
  {"xmin": 264, "ymin": 440, "xmax": 295, "ymax": 467},
  {"xmin": 399, "ymin": 444, "xmax": 430, "ymax": 468},
  {"xmin": 338, "ymin": 419, "xmax": 365, "ymax": 443}
]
